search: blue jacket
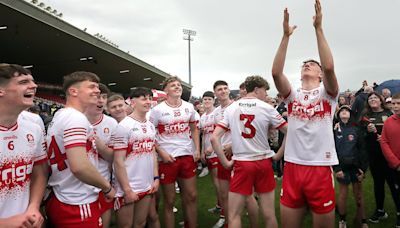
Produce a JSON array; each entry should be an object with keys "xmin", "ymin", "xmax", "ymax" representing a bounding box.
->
[{"xmin": 334, "ymin": 122, "xmax": 368, "ymax": 172}]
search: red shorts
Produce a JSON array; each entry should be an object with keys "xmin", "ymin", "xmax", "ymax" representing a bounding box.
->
[
  {"xmin": 98, "ymin": 192, "xmax": 114, "ymax": 214},
  {"xmin": 159, "ymin": 155, "xmax": 196, "ymax": 184},
  {"xmin": 280, "ymin": 162, "xmax": 336, "ymax": 214},
  {"xmin": 217, "ymin": 156, "xmax": 232, "ymax": 181},
  {"xmin": 207, "ymin": 157, "xmax": 219, "ymax": 170},
  {"xmin": 113, "ymin": 190, "xmax": 151, "ymax": 211},
  {"xmin": 46, "ymin": 194, "xmax": 102, "ymax": 228},
  {"xmin": 230, "ymin": 158, "xmax": 275, "ymax": 195}
]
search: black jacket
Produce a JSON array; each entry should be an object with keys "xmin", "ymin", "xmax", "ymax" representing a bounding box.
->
[{"xmin": 333, "ymin": 122, "xmax": 368, "ymax": 173}]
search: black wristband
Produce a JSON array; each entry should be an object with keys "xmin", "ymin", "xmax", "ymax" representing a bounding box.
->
[
  {"xmin": 153, "ymin": 176, "xmax": 160, "ymax": 180},
  {"xmin": 103, "ymin": 185, "xmax": 112, "ymax": 195}
]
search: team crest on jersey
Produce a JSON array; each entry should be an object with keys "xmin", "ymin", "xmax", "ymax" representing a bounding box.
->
[
  {"xmin": 26, "ymin": 134, "xmax": 34, "ymax": 143},
  {"xmin": 104, "ymin": 128, "xmax": 109, "ymax": 134},
  {"xmin": 185, "ymin": 108, "xmax": 189, "ymax": 114},
  {"xmin": 348, "ymin": 134, "xmax": 354, "ymax": 141},
  {"xmin": 313, "ymin": 90, "xmax": 319, "ymax": 96}
]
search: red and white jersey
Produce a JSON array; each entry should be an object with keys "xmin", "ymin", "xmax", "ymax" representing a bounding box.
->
[
  {"xmin": 149, "ymin": 101, "xmax": 196, "ymax": 157},
  {"xmin": 200, "ymin": 110, "xmax": 216, "ymax": 158},
  {"xmin": 213, "ymin": 104, "xmax": 232, "ymax": 146},
  {"xmin": 91, "ymin": 114, "xmax": 118, "ymax": 182},
  {"xmin": 0, "ymin": 118, "xmax": 47, "ymax": 218},
  {"xmin": 19, "ymin": 110, "xmax": 45, "ymax": 133},
  {"xmin": 284, "ymin": 86, "xmax": 338, "ymax": 166},
  {"xmin": 46, "ymin": 107, "xmax": 98, "ymax": 205},
  {"xmin": 217, "ymin": 97, "xmax": 286, "ymax": 161},
  {"xmin": 113, "ymin": 116, "xmax": 156, "ymax": 196}
]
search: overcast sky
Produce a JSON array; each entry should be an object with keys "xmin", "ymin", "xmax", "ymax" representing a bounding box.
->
[{"xmin": 43, "ymin": 0, "xmax": 400, "ymax": 97}]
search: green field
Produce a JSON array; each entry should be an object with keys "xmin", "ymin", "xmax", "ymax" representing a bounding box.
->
[
  {"xmin": 111, "ymin": 170, "xmax": 397, "ymax": 227},
  {"xmin": 166, "ymin": 170, "xmax": 397, "ymax": 227}
]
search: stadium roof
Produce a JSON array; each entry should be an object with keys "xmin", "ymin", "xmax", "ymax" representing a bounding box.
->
[{"xmin": 0, "ymin": 0, "xmax": 192, "ymax": 99}]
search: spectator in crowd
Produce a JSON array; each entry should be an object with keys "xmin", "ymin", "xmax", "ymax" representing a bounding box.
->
[
  {"xmin": 352, "ymin": 86, "xmax": 373, "ymax": 122},
  {"xmin": 386, "ymin": 97, "xmax": 394, "ymax": 113},
  {"xmin": 380, "ymin": 92, "xmax": 400, "ymax": 227},
  {"xmin": 359, "ymin": 91, "xmax": 400, "ymax": 225},
  {"xmin": 382, "ymin": 88, "xmax": 392, "ymax": 100},
  {"xmin": 333, "ymin": 105, "xmax": 368, "ymax": 228},
  {"xmin": 355, "ymin": 80, "xmax": 369, "ymax": 97}
]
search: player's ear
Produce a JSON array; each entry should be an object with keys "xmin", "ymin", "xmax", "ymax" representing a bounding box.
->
[{"xmin": 0, "ymin": 86, "xmax": 5, "ymax": 97}]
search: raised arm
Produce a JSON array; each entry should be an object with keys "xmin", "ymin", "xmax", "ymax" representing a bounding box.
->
[
  {"xmin": 271, "ymin": 8, "xmax": 296, "ymax": 97},
  {"xmin": 313, "ymin": 0, "xmax": 338, "ymax": 97}
]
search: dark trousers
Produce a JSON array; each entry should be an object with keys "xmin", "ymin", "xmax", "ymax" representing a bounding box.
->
[{"xmin": 369, "ymin": 157, "xmax": 400, "ymax": 212}]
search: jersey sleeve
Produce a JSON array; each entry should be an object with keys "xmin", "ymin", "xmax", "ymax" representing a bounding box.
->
[
  {"xmin": 216, "ymin": 106, "xmax": 231, "ymax": 131},
  {"xmin": 265, "ymin": 105, "xmax": 287, "ymax": 129},
  {"xmin": 321, "ymin": 85, "xmax": 339, "ymax": 101},
  {"xmin": 112, "ymin": 123, "xmax": 129, "ymax": 151},
  {"xmin": 63, "ymin": 113, "xmax": 89, "ymax": 149},
  {"xmin": 34, "ymin": 127, "xmax": 48, "ymax": 165},
  {"xmin": 149, "ymin": 107, "xmax": 159, "ymax": 128},
  {"xmin": 189, "ymin": 105, "xmax": 197, "ymax": 124},
  {"xmin": 283, "ymin": 86, "xmax": 296, "ymax": 104}
]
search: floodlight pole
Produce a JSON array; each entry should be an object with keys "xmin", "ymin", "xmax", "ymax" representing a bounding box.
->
[{"xmin": 183, "ymin": 29, "xmax": 196, "ymax": 85}]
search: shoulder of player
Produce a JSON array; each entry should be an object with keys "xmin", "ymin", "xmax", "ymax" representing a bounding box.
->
[
  {"xmin": 103, "ymin": 114, "xmax": 118, "ymax": 126},
  {"xmin": 17, "ymin": 118, "xmax": 43, "ymax": 135}
]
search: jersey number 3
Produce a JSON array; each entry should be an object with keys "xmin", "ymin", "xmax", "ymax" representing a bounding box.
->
[
  {"xmin": 47, "ymin": 135, "xmax": 68, "ymax": 171},
  {"xmin": 240, "ymin": 114, "xmax": 256, "ymax": 139}
]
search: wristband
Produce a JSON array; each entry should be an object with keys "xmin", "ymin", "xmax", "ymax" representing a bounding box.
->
[
  {"xmin": 103, "ymin": 185, "xmax": 112, "ymax": 195},
  {"xmin": 153, "ymin": 176, "xmax": 160, "ymax": 180}
]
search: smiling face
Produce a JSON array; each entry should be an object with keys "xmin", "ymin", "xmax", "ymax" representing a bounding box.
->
[
  {"xmin": 68, "ymin": 80, "xmax": 100, "ymax": 108},
  {"xmin": 132, "ymin": 95, "xmax": 152, "ymax": 114},
  {"xmin": 214, "ymin": 84, "xmax": 230, "ymax": 103},
  {"xmin": 367, "ymin": 94, "xmax": 383, "ymax": 110},
  {"xmin": 0, "ymin": 73, "xmax": 37, "ymax": 112},
  {"xmin": 107, "ymin": 99, "xmax": 127, "ymax": 121},
  {"xmin": 164, "ymin": 80, "xmax": 182, "ymax": 98}
]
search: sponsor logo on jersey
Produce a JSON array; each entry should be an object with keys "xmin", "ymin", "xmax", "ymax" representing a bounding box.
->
[
  {"xmin": 158, "ymin": 121, "xmax": 189, "ymax": 135},
  {"xmin": 0, "ymin": 160, "xmax": 33, "ymax": 188},
  {"xmin": 127, "ymin": 138, "xmax": 154, "ymax": 155}
]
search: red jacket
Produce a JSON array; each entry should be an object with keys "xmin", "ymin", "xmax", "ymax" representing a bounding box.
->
[{"xmin": 380, "ymin": 114, "xmax": 400, "ymax": 169}]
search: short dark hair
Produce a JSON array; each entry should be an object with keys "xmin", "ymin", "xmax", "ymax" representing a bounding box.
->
[
  {"xmin": 63, "ymin": 71, "xmax": 100, "ymax": 93},
  {"xmin": 244, "ymin": 75, "xmax": 269, "ymax": 93},
  {"xmin": 0, "ymin": 63, "xmax": 31, "ymax": 86},
  {"xmin": 239, "ymin": 82, "xmax": 246, "ymax": 90},
  {"xmin": 107, "ymin": 93, "xmax": 125, "ymax": 105},
  {"xmin": 130, "ymin": 87, "xmax": 153, "ymax": 98},
  {"xmin": 162, "ymin": 76, "xmax": 181, "ymax": 90},
  {"xmin": 393, "ymin": 93, "xmax": 400, "ymax": 100},
  {"xmin": 302, "ymin": 59, "xmax": 322, "ymax": 70},
  {"xmin": 99, "ymin": 83, "xmax": 110, "ymax": 95},
  {"xmin": 202, "ymin": 91, "xmax": 214, "ymax": 99},
  {"xmin": 213, "ymin": 80, "xmax": 228, "ymax": 90}
]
